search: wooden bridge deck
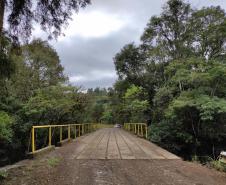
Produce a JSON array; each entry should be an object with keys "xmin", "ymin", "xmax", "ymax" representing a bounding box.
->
[{"xmin": 74, "ymin": 128, "xmax": 179, "ymax": 160}]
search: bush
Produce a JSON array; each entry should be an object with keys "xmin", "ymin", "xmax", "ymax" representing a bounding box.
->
[{"xmin": 0, "ymin": 111, "xmax": 13, "ymax": 143}]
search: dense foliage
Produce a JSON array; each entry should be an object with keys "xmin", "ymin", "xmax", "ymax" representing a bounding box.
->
[
  {"xmin": 0, "ymin": 0, "xmax": 91, "ymax": 40},
  {"xmin": 0, "ymin": 39, "xmax": 95, "ymax": 166},
  {"xmin": 112, "ymin": 0, "xmax": 226, "ymax": 159}
]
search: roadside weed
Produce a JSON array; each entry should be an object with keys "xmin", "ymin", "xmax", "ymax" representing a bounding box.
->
[{"xmin": 47, "ymin": 157, "xmax": 61, "ymax": 167}]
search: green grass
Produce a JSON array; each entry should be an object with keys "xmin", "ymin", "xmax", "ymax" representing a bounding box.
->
[
  {"xmin": 210, "ymin": 160, "xmax": 226, "ymax": 172},
  {"xmin": 191, "ymin": 155, "xmax": 226, "ymax": 172},
  {"xmin": 0, "ymin": 170, "xmax": 8, "ymax": 180},
  {"xmin": 47, "ymin": 157, "xmax": 61, "ymax": 167}
]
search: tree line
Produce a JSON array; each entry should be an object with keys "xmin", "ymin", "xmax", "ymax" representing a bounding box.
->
[
  {"xmin": 108, "ymin": 0, "xmax": 226, "ymax": 160},
  {"xmin": 0, "ymin": 0, "xmax": 91, "ymax": 166},
  {"xmin": 0, "ymin": 39, "xmax": 102, "ymax": 165}
]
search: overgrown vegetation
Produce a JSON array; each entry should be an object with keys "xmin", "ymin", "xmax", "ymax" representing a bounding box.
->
[
  {"xmin": 192, "ymin": 155, "xmax": 226, "ymax": 172},
  {"xmin": 47, "ymin": 157, "xmax": 61, "ymax": 167},
  {"xmin": 0, "ymin": 170, "xmax": 8, "ymax": 180},
  {"xmin": 110, "ymin": 0, "xmax": 226, "ymax": 161},
  {"xmin": 0, "ymin": 38, "xmax": 106, "ymax": 166},
  {"xmin": 210, "ymin": 160, "xmax": 226, "ymax": 172},
  {"xmin": 0, "ymin": 0, "xmax": 91, "ymax": 166}
]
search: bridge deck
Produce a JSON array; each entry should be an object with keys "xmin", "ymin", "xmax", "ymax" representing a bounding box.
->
[
  {"xmin": 73, "ymin": 128, "xmax": 179, "ymax": 160},
  {"xmin": 3, "ymin": 128, "xmax": 226, "ymax": 185}
]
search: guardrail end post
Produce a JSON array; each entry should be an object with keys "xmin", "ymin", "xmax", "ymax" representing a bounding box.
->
[
  {"xmin": 32, "ymin": 126, "xmax": 35, "ymax": 153},
  {"xmin": 68, "ymin": 125, "xmax": 71, "ymax": 140},
  {"xmin": 60, "ymin": 127, "xmax": 62, "ymax": 142},
  {"xmin": 49, "ymin": 127, "xmax": 52, "ymax": 146}
]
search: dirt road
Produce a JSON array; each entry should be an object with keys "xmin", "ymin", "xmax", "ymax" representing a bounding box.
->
[{"xmin": 2, "ymin": 128, "xmax": 226, "ymax": 185}]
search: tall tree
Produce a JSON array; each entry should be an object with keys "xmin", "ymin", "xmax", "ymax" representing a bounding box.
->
[
  {"xmin": 190, "ymin": 6, "xmax": 226, "ymax": 60},
  {"xmin": 114, "ymin": 43, "xmax": 146, "ymax": 83},
  {"xmin": 0, "ymin": 0, "xmax": 91, "ymax": 40},
  {"xmin": 11, "ymin": 39, "xmax": 67, "ymax": 100},
  {"xmin": 141, "ymin": 0, "xmax": 193, "ymax": 61}
]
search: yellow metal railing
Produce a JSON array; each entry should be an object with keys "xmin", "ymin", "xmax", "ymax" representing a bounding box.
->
[
  {"xmin": 31, "ymin": 123, "xmax": 98, "ymax": 154},
  {"xmin": 124, "ymin": 123, "xmax": 148, "ymax": 139}
]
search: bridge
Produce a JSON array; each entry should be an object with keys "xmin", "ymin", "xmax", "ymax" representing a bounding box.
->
[{"xmin": 2, "ymin": 124, "xmax": 226, "ymax": 185}]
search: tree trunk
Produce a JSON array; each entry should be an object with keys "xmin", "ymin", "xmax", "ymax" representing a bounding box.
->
[
  {"xmin": 0, "ymin": 0, "xmax": 5, "ymax": 50},
  {"xmin": 0, "ymin": 0, "xmax": 5, "ymax": 34}
]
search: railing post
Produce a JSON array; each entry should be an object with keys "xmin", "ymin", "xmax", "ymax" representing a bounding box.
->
[
  {"xmin": 49, "ymin": 127, "xmax": 52, "ymax": 146},
  {"xmin": 68, "ymin": 125, "xmax": 71, "ymax": 140},
  {"xmin": 140, "ymin": 124, "xmax": 142, "ymax": 136},
  {"xmin": 75, "ymin": 125, "xmax": 77, "ymax": 139},
  {"xmin": 82, "ymin": 124, "xmax": 84, "ymax": 135},
  {"xmin": 141, "ymin": 125, "xmax": 144, "ymax": 137},
  {"xmin": 60, "ymin": 126, "xmax": 62, "ymax": 142},
  {"xmin": 135, "ymin": 124, "xmax": 137, "ymax": 134},
  {"xmin": 140, "ymin": 124, "xmax": 141, "ymax": 136},
  {"xmin": 32, "ymin": 126, "xmax": 35, "ymax": 153},
  {"xmin": 146, "ymin": 124, "xmax": 148, "ymax": 139},
  {"xmin": 79, "ymin": 125, "xmax": 81, "ymax": 137}
]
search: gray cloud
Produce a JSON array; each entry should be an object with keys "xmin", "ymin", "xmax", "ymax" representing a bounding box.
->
[{"xmin": 48, "ymin": 0, "xmax": 226, "ymax": 89}]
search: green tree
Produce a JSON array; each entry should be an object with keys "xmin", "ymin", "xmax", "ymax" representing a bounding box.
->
[
  {"xmin": 0, "ymin": 36, "xmax": 15, "ymax": 79},
  {"xmin": 141, "ymin": 0, "xmax": 193, "ymax": 61},
  {"xmin": 11, "ymin": 39, "xmax": 67, "ymax": 101},
  {"xmin": 150, "ymin": 59, "xmax": 226, "ymax": 157},
  {"xmin": 0, "ymin": 111, "xmax": 13, "ymax": 142},
  {"xmin": 190, "ymin": 6, "xmax": 226, "ymax": 60},
  {"xmin": 113, "ymin": 0, "xmax": 226, "ymax": 160},
  {"xmin": 0, "ymin": 0, "xmax": 91, "ymax": 40},
  {"xmin": 123, "ymin": 85, "xmax": 149, "ymax": 122},
  {"xmin": 23, "ymin": 85, "xmax": 86, "ymax": 125},
  {"xmin": 114, "ymin": 43, "xmax": 145, "ymax": 82}
]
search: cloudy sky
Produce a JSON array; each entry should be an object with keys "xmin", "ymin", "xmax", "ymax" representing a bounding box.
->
[{"xmin": 35, "ymin": 0, "xmax": 226, "ymax": 89}]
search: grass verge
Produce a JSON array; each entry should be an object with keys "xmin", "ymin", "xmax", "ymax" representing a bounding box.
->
[
  {"xmin": 0, "ymin": 170, "xmax": 8, "ymax": 180},
  {"xmin": 192, "ymin": 155, "xmax": 226, "ymax": 172},
  {"xmin": 47, "ymin": 157, "xmax": 61, "ymax": 167}
]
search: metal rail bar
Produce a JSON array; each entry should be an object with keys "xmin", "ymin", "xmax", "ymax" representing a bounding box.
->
[
  {"xmin": 31, "ymin": 123, "xmax": 98, "ymax": 154},
  {"xmin": 124, "ymin": 123, "xmax": 148, "ymax": 139}
]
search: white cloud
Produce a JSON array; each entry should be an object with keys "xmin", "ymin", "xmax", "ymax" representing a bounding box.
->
[
  {"xmin": 59, "ymin": 11, "xmax": 129, "ymax": 40},
  {"xmin": 69, "ymin": 70, "xmax": 117, "ymax": 83}
]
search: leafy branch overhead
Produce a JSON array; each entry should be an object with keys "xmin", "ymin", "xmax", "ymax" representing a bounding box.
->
[{"xmin": 0, "ymin": 0, "xmax": 91, "ymax": 40}]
